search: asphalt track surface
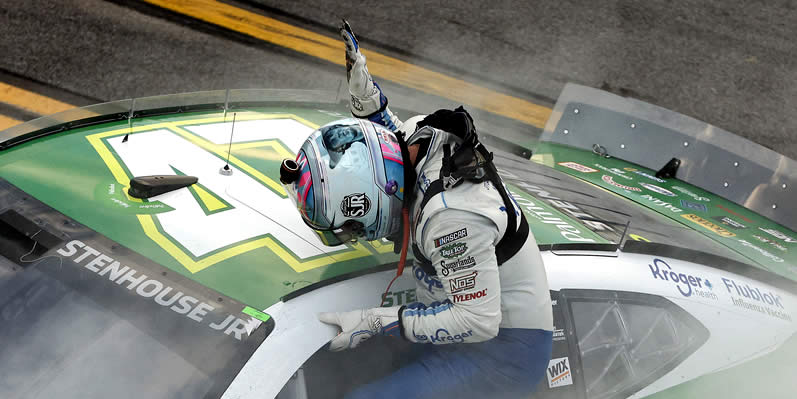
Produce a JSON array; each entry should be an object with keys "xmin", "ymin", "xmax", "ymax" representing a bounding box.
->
[{"xmin": 0, "ymin": 0, "xmax": 795, "ymax": 161}]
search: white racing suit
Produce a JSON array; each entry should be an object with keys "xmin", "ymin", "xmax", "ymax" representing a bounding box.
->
[
  {"xmin": 400, "ymin": 126, "xmax": 553, "ymax": 339},
  {"xmin": 339, "ymin": 30, "xmax": 552, "ymax": 396},
  {"xmin": 347, "ymin": 119, "xmax": 554, "ymax": 399}
]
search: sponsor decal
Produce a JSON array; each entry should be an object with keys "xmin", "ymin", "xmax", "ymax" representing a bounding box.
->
[
  {"xmin": 547, "ymin": 357, "xmax": 573, "ymax": 388},
  {"xmin": 712, "ymin": 216, "xmax": 747, "ymax": 230},
  {"xmin": 453, "ymin": 289, "xmax": 487, "ymax": 303},
  {"xmin": 340, "ymin": 193, "xmax": 371, "ymax": 217},
  {"xmin": 380, "ymin": 288, "xmax": 417, "ymax": 307},
  {"xmin": 417, "ymin": 171, "xmax": 432, "ymax": 192},
  {"xmin": 681, "ymin": 214, "xmax": 736, "ymax": 237},
  {"xmin": 630, "ymin": 170, "xmax": 667, "ymax": 183},
  {"xmin": 101, "ymin": 182, "xmax": 173, "ymax": 213},
  {"xmin": 753, "ymin": 235, "xmax": 787, "ymax": 252},
  {"xmin": 553, "ymin": 327, "xmax": 566, "ymax": 342},
  {"xmin": 722, "ymin": 278, "xmax": 791, "ymax": 321},
  {"xmin": 440, "ymin": 242, "xmax": 468, "ymax": 259},
  {"xmin": 413, "ymin": 328, "xmax": 473, "ymax": 344},
  {"xmin": 649, "ymin": 258, "xmax": 716, "ymax": 300},
  {"xmin": 414, "ymin": 265, "xmax": 443, "ymax": 292},
  {"xmin": 737, "ymin": 239, "xmax": 784, "ymax": 263},
  {"xmin": 510, "ymin": 191, "xmax": 598, "ymax": 243},
  {"xmin": 350, "ymin": 95, "xmax": 364, "ymax": 112},
  {"xmin": 640, "ymin": 195, "xmax": 682, "ymax": 213},
  {"xmin": 434, "ymin": 228, "xmax": 468, "ymax": 248},
  {"xmin": 509, "ymin": 181, "xmax": 615, "ymax": 242},
  {"xmin": 672, "ymin": 186, "xmax": 710, "ymax": 202},
  {"xmin": 639, "ymin": 182, "xmax": 676, "ymax": 197},
  {"xmin": 370, "ymin": 317, "xmax": 383, "ymax": 333},
  {"xmin": 593, "ymin": 163, "xmax": 632, "ymax": 180},
  {"xmin": 440, "ymin": 256, "xmax": 476, "ymax": 276},
  {"xmin": 558, "ymin": 161, "xmax": 597, "ymax": 173},
  {"xmin": 716, "ymin": 204, "xmax": 752, "ymax": 222},
  {"xmin": 379, "ymin": 130, "xmax": 397, "ymax": 145},
  {"xmin": 759, "ymin": 227, "xmax": 797, "ymax": 244},
  {"xmin": 449, "ymin": 271, "xmax": 478, "ymax": 293},
  {"xmin": 510, "ymin": 192, "xmax": 596, "ymax": 242},
  {"xmin": 680, "ymin": 199, "xmax": 708, "ymax": 213},
  {"xmin": 602, "ymin": 175, "xmax": 642, "ymax": 192},
  {"xmin": 56, "ymin": 240, "xmax": 260, "ymax": 340}
]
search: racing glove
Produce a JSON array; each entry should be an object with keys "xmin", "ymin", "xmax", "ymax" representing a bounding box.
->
[
  {"xmin": 339, "ymin": 20, "xmax": 402, "ymax": 131},
  {"xmin": 318, "ymin": 306, "xmax": 403, "ymax": 351}
]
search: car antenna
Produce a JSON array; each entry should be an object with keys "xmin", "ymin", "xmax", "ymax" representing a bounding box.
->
[
  {"xmin": 219, "ymin": 112, "xmax": 236, "ymax": 176},
  {"xmin": 122, "ymin": 98, "xmax": 135, "ymax": 143}
]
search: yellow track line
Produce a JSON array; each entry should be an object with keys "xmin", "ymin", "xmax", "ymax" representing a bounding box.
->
[
  {"xmin": 0, "ymin": 114, "xmax": 21, "ymax": 131},
  {"xmin": 0, "ymin": 82, "xmax": 75, "ymax": 116},
  {"xmin": 142, "ymin": 0, "xmax": 552, "ymax": 128}
]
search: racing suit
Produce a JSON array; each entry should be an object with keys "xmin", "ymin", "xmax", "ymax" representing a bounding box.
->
[
  {"xmin": 346, "ymin": 122, "xmax": 554, "ymax": 399},
  {"xmin": 330, "ymin": 22, "xmax": 553, "ymax": 398}
]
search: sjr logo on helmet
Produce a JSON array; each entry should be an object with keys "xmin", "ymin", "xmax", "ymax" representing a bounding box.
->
[{"xmin": 340, "ymin": 193, "xmax": 371, "ymax": 217}]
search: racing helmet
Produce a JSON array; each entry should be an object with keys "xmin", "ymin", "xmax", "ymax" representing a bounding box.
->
[{"xmin": 280, "ymin": 118, "xmax": 405, "ymax": 245}]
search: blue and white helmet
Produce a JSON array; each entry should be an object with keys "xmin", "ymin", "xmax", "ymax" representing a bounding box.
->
[{"xmin": 282, "ymin": 118, "xmax": 405, "ymax": 245}]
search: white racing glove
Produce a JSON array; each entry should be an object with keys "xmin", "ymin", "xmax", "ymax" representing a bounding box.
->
[
  {"xmin": 318, "ymin": 306, "xmax": 403, "ymax": 351},
  {"xmin": 340, "ymin": 20, "xmax": 390, "ymax": 119}
]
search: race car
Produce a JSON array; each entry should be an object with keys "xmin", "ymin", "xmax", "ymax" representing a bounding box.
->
[{"xmin": 0, "ymin": 83, "xmax": 795, "ymax": 399}]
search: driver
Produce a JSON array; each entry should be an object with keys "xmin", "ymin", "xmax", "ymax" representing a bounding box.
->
[{"xmin": 279, "ymin": 21, "xmax": 553, "ymax": 399}]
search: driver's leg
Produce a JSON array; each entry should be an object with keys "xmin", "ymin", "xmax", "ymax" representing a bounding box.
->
[{"xmin": 344, "ymin": 328, "xmax": 552, "ymax": 399}]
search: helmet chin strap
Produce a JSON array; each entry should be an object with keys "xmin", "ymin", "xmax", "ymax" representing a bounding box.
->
[
  {"xmin": 397, "ymin": 207, "xmax": 410, "ymax": 275},
  {"xmin": 393, "ymin": 128, "xmax": 417, "ymax": 272},
  {"xmin": 380, "ymin": 207, "xmax": 409, "ymax": 307},
  {"xmin": 380, "ymin": 130, "xmax": 416, "ymax": 306}
]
